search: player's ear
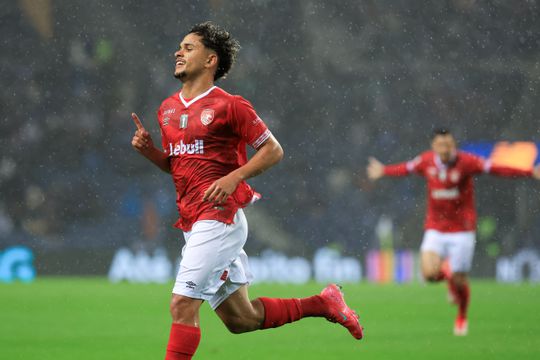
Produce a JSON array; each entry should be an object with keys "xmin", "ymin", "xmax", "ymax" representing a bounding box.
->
[{"xmin": 206, "ymin": 53, "xmax": 218, "ymax": 68}]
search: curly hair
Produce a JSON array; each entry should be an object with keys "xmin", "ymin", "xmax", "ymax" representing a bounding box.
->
[{"xmin": 189, "ymin": 22, "xmax": 241, "ymax": 81}]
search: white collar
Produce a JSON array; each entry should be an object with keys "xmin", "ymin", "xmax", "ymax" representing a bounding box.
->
[{"xmin": 179, "ymin": 86, "xmax": 217, "ymax": 108}]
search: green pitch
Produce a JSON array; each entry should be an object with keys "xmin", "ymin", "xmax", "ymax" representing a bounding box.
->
[{"xmin": 2, "ymin": 278, "xmax": 539, "ymax": 359}]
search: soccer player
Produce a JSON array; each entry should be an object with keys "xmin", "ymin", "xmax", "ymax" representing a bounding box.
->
[
  {"xmin": 367, "ymin": 128, "xmax": 540, "ymax": 336},
  {"xmin": 131, "ymin": 22, "xmax": 363, "ymax": 359}
]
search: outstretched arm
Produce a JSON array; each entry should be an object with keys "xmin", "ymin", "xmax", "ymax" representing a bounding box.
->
[
  {"xmin": 130, "ymin": 113, "xmax": 171, "ymax": 173},
  {"xmin": 488, "ymin": 163, "xmax": 540, "ymax": 179},
  {"xmin": 367, "ymin": 156, "xmax": 412, "ymax": 181},
  {"xmin": 203, "ymin": 134, "xmax": 284, "ymax": 204}
]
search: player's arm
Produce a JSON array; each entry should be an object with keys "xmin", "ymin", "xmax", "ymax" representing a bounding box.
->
[
  {"xmin": 203, "ymin": 135, "xmax": 283, "ymax": 203},
  {"xmin": 487, "ymin": 163, "xmax": 540, "ymax": 179},
  {"xmin": 130, "ymin": 113, "xmax": 171, "ymax": 173},
  {"xmin": 367, "ymin": 156, "xmax": 415, "ymax": 181},
  {"xmin": 467, "ymin": 154, "xmax": 540, "ymax": 180}
]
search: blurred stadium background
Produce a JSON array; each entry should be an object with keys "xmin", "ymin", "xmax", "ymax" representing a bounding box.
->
[
  {"xmin": 3, "ymin": 1, "xmax": 540, "ymax": 359},
  {"xmin": 2, "ymin": 0, "xmax": 539, "ymax": 282}
]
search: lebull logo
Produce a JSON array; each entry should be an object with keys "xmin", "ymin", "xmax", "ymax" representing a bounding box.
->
[{"xmin": 168, "ymin": 140, "xmax": 204, "ymax": 156}]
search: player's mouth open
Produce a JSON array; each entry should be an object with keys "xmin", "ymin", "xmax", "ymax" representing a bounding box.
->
[{"xmin": 176, "ymin": 59, "xmax": 186, "ymax": 66}]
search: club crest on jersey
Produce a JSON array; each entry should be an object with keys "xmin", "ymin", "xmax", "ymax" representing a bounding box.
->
[
  {"xmin": 450, "ymin": 170, "xmax": 461, "ymax": 183},
  {"xmin": 180, "ymin": 114, "xmax": 188, "ymax": 129},
  {"xmin": 200, "ymin": 109, "xmax": 215, "ymax": 126}
]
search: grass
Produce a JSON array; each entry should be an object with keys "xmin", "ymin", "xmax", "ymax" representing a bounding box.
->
[{"xmin": 1, "ymin": 278, "xmax": 540, "ymax": 359}]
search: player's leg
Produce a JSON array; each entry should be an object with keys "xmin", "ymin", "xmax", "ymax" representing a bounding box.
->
[
  {"xmin": 166, "ymin": 295, "xmax": 203, "ymax": 360},
  {"xmin": 420, "ymin": 230, "xmax": 459, "ymax": 308},
  {"xmin": 215, "ymin": 284, "xmax": 325, "ymax": 333},
  {"xmin": 213, "ymin": 279, "xmax": 363, "ymax": 339},
  {"xmin": 450, "ymin": 271, "xmax": 470, "ymax": 336},
  {"xmin": 166, "ymin": 243, "xmax": 207, "ymax": 360},
  {"xmin": 447, "ymin": 232, "xmax": 475, "ymax": 336},
  {"xmin": 208, "ymin": 208, "xmax": 362, "ymax": 339},
  {"xmin": 214, "ymin": 284, "xmax": 265, "ymax": 333},
  {"xmin": 165, "ymin": 216, "xmax": 243, "ymax": 360},
  {"xmin": 421, "ymin": 250, "xmax": 444, "ymax": 281},
  {"xmin": 420, "ymin": 230, "xmax": 449, "ymax": 282}
]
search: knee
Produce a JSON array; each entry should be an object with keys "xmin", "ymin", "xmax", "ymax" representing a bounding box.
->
[
  {"xmin": 424, "ymin": 275, "xmax": 441, "ymax": 283},
  {"xmin": 422, "ymin": 270, "xmax": 442, "ymax": 283},
  {"xmin": 170, "ymin": 295, "xmax": 197, "ymax": 322},
  {"xmin": 170, "ymin": 295, "xmax": 189, "ymax": 311}
]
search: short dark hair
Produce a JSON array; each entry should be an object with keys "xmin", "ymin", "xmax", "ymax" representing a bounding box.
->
[
  {"xmin": 432, "ymin": 127, "xmax": 452, "ymax": 139},
  {"xmin": 189, "ymin": 22, "xmax": 240, "ymax": 81}
]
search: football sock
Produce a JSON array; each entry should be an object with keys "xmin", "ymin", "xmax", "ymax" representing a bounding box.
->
[
  {"xmin": 258, "ymin": 295, "xmax": 326, "ymax": 329},
  {"xmin": 165, "ymin": 323, "xmax": 201, "ymax": 360},
  {"xmin": 456, "ymin": 282, "xmax": 470, "ymax": 319},
  {"xmin": 299, "ymin": 295, "xmax": 327, "ymax": 317},
  {"xmin": 258, "ymin": 297, "xmax": 302, "ymax": 329},
  {"xmin": 447, "ymin": 276, "xmax": 458, "ymax": 302}
]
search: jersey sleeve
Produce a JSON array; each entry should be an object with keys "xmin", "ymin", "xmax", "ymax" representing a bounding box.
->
[
  {"xmin": 231, "ymin": 96, "xmax": 271, "ymax": 149},
  {"xmin": 488, "ymin": 165, "xmax": 533, "ymax": 177},
  {"xmin": 383, "ymin": 154, "xmax": 424, "ymax": 176},
  {"xmin": 461, "ymin": 152, "xmax": 488, "ymax": 175}
]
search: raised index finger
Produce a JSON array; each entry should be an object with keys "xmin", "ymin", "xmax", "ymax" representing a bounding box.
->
[{"xmin": 131, "ymin": 112, "xmax": 145, "ymax": 130}]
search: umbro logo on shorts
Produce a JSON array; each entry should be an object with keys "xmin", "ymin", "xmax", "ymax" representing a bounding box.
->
[{"xmin": 185, "ymin": 281, "xmax": 197, "ymax": 289}]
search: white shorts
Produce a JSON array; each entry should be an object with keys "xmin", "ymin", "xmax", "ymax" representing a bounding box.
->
[
  {"xmin": 172, "ymin": 209, "xmax": 254, "ymax": 310},
  {"xmin": 420, "ymin": 229, "xmax": 476, "ymax": 273}
]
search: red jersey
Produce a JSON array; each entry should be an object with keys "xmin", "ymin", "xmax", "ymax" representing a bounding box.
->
[
  {"xmin": 157, "ymin": 86, "xmax": 271, "ymax": 232},
  {"xmin": 384, "ymin": 150, "xmax": 532, "ymax": 232}
]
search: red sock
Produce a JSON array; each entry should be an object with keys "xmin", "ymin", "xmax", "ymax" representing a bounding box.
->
[
  {"xmin": 299, "ymin": 295, "xmax": 327, "ymax": 317},
  {"xmin": 456, "ymin": 282, "xmax": 470, "ymax": 319},
  {"xmin": 258, "ymin": 295, "xmax": 326, "ymax": 329},
  {"xmin": 165, "ymin": 323, "xmax": 201, "ymax": 360},
  {"xmin": 447, "ymin": 276, "xmax": 458, "ymax": 302}
]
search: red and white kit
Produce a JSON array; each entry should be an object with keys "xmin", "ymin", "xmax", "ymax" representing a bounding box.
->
[
  {"xmin": 384, "ymin": 150, "xmax": 532, "ymax": 271},
  {"xmin": 157, "ymin": 86, "xmax": 271, "ymax": 306}
]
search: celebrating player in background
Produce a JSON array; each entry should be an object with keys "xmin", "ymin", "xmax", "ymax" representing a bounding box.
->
[
  {"xmin": 131, "ymin": 22, "xmax": 363, "ymax": 359},
  {"xmin": 367, "ymin": 128, "xmax": 540, "ymax": 336}
]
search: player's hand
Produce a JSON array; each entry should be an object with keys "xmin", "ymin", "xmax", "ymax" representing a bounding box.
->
[
  {"xmin": 203, "ymin": 173, "xmax": 242, "ymax": 204},
  {"xmin": 533, "ymin": 165, "xmax": 540, "ymax": 180},
  {"xmin": 131, "ymin": 113, "xmax": 155, "ymax": 153},
  {"xmin": 367, "ymin": 156, "xmax": 385, "ymax": 181}
]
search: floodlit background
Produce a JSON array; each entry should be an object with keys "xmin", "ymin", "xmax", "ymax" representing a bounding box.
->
[
  {"xmin": 2, "ymin": 1, "xmax": 540, "ymax": 359},
  {"xmin": 2, "ymin": 1, "xmax": 540, "ymax": 280}
]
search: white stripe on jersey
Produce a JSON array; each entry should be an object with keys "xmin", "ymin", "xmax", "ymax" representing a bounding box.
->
[{"xmin": 252, "ymin": 129, "xmax": 271, "ymax": 149}]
